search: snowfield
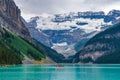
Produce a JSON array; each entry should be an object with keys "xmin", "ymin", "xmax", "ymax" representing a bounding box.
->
[{"xmin": 27, "ymin": 10, "xmax": 120, "ymax": 57}]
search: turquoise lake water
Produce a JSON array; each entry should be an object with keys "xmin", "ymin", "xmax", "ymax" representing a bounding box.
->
[{"xmin": 0, "ymin": 64, "xmax": 120, "ymax": 80}]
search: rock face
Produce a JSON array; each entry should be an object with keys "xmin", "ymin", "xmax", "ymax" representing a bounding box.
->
[{"xmin": 0, "ymin": 0, "xmax": 31, "ymax": 41}]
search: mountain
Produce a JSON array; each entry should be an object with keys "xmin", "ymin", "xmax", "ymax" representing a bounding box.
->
[
  {"xmin": 0, "ymin": 0, "xmax": 65, "ymax": 64},
  {"xmin": 26, "ymin": 10, "xmax": 120, "ymax": 58},
  {"xmin": 104, "ymin": 10, "xmax": 120, "ymax": 24},
  {"xmin": 0, "ymin": 26, "xmax": 46, "ymax": 65},
  {"xmin": 0, "ymin": 25, "xmax": 65, "ymax": 64},
  {"xmin": 0, "ymin": 0, "xmax": 31, "ymax": 41},
  {"xmin": 73, "ymin": 22, "xmax": 120, "ymax": 63},
  {"xmin": 22, "ymin": 17, "xmax": 65, "ymax": 63}
]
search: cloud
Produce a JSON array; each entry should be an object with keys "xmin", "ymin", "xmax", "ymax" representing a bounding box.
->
[{"xmin": 14, "ymin": 0, "xmax": 120, "ymax": 20}]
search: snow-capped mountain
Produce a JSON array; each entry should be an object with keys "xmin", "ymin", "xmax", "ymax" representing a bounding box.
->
[{"xmin": 26, "ymin": 10, "xmax": 120, "ymax": 58}]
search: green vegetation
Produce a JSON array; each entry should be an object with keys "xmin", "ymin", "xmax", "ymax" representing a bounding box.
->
[
  {"xmin": 92, "ymin": 23, "xmax": 120, "ymax": 63},
  {"xmin": 95, "ymin": 49, "xmax": 120, "ymax": 64},
  {"xmin": 0, "ymin": 45, "xmax": 22, "ymax": 65},
  {"xmin": 0, "ymin": 27, "xmax": 46, "ymax": 65},
  {"xmin": 77, "ymin": 23, "xmax": 120, "ymax": 63}
]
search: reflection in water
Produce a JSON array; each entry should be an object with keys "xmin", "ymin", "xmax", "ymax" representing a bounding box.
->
[{"xmin": 0, "ymin": 64, "xmax": 120, "ymax": 80}]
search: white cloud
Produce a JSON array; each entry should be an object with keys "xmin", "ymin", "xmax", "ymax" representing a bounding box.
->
[{"xmin": 14, "ymin": 0, "xmax": 120, "ymax": 20}]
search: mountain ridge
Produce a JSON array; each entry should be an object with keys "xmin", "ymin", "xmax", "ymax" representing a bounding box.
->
[
  {"xmin": 26, "ymin": 10, "xmax": 120, "ymax": 57},
  {"xmin": 0, "ymin": 0, "xmax": 31, "ymax": 41},
  {"xmin": 73, "ymin": 22, "xmax": 120, "ymax": 63},
  {"xmin": 0, "ymin": 0, "xmax": 64, "ymax": 64}
]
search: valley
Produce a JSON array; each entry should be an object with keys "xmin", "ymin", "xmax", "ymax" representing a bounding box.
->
[
  {"xmin": 0, "ymin": 0, "xmax": 120, "ymax": 64},
  {"xmin": 26, "ymin": 10, "xmax": 120, "ymax": 58}
]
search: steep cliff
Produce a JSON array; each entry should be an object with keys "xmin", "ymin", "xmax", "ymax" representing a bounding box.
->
[{"xmin": 0, "ymin": 0, "xmax": 31, "ymax": 40}]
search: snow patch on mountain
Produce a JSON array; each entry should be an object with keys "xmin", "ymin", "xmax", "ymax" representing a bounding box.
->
[
  {"xmin": 26, "ymin": 10, "xmax": 120, "ymax": 58},
  {"xmin": 51, "ymin": 43, "xmax": 76, "ymax": 57},
  {"xmin": 52, "ymin": 42, "xmax": 68, "ymax": 46},
  {"xmin": 34, "ymin": 17, "xmax": 108, "ymax": 33}
]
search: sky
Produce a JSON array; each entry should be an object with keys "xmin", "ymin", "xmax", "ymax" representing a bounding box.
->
[{"xmin": 14, "ymin": 0, "xmax": 120, "ymax": 20}]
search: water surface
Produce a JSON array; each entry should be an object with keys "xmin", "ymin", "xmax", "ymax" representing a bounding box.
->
[{"xmin": 0, "ymin": 64, "xmax": 120, "ymax": 80}]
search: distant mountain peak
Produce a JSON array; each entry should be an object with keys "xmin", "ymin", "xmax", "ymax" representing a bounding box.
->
[{"xmin": 108, "ymin": 9, "xmax": 120, "ymax": 17}]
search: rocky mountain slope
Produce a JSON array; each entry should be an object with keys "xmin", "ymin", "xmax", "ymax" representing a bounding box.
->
[
  {"xmin": 26, "ymin": 10, "xmax": 120, "ymax": 58},
  {"xmin": 0, "ymin": 26, "xmax": 46, "ymax": 65},
  {"xmin": 73, "ymin": 22, "xmax": 120, "ymax": 63},
  {"xmin": 22, "ymin": 17, "xmax": 65, "ymax": 63},
  {"xmin": 0, "ymin": 25, "xmax": 65, "ymax": 64},
  {"xmin": 0, "ymin": 0, "xmax": 31, "ymax": 41},
  {"xmin": 0, "ymin": 0, "xmax": 66, "ymax": 64}
]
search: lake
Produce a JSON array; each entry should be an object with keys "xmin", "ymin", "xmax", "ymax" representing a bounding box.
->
[{"xmin": 0, "ymin": 64, "xmax": 120, "ymax": 80}]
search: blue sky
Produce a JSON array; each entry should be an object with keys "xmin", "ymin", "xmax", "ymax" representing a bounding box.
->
[{"xmin": 14, "ymin": 0, "xmax": 120, "ymax": 20}]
